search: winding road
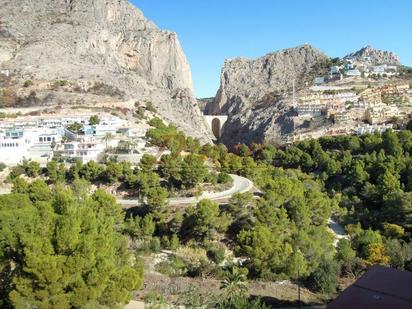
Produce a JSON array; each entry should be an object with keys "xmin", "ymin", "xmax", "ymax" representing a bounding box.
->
[
  {"xmin": 118, "ymin": 174, "xmax": 254, "ymax": 208},
  {"xmin": 328, "ymin": 218, "xmax": 349, "ymax": 246}
]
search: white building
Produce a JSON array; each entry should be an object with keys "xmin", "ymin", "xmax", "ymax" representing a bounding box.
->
[
  {"xmin": 345, "ymin": 69, "xmax": 361, "ymax": 77},
  {"xmin": 55, "ymin": 137, "xmax": 105, "ymax": 163},
  {"xmin": 330, "ymin": 66, "xmax": 341, "ymax": 75},
  {"xmin": 0, "ymin": 127, "xmax": 63, "ymax": 165},
  {"xmin": 355, "ymin": 124, "xmax": 393, "ymax": 135},
  {"xmin": 295, "ymin": 104, "xmax": 327, "ymax": 117}
]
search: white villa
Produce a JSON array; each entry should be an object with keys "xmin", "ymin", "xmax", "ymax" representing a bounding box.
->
[
  {"xmin": 55, "ymin": 136, "xmax": 105, "ymax": 163},
  {"xmin": 0, "ymin": 127, "xmax": 63, "ymax": 165}
]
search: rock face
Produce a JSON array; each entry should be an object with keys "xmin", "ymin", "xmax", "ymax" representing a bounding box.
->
[
  {"xmin": 344, "ymin": 45, "xmax": 400, "ymax": 65},
  {"xmin": 207, "ymin": 45, "xmax": 329, "ymax": 146},
  {"xmin": 0, "ymin": 0, "xmax": 212, "ymax": 142}
]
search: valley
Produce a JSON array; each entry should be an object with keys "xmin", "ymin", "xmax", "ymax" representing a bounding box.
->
[{"xmin": 1, "ymin": 0, "xmax": 412, "ymax": 308}]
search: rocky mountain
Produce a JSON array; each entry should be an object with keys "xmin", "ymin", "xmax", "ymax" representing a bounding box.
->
[
  {"xmin": 207, "ymin": 45, "xmax": 330, "ymax": 146},
  {"xmin": 0, "ymin": 0, "xmax": 212, "ymax": 142},
  {"xmin": 344, "ymin": 45, "xmax": 400, "ymax": 65}
]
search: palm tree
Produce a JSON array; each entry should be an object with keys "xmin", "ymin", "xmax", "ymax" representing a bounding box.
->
[
  {"xmin": 104, "ymin": 133, "xmax": 114, "ymax": 149},
  {"xmin": 220, "ymin": 266, "xmax": 249, "ymax": 301}
]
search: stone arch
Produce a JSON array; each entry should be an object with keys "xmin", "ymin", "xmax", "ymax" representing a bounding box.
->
[{"xmin": 211, "ymin": 118, "xmax": 221, "ymax": 139}]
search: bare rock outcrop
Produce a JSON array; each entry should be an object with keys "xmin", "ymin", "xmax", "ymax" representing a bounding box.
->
[
  {"xmin": 0, "ymin": 0, "xmax": 212, "ymax": 142},
  {"xmin": 207, "ymin": 45, "xmax": 329, "ymax": 146},
  {"xmin": 344, "ymin": 45, "xmax": 400, "ymax": 65}
]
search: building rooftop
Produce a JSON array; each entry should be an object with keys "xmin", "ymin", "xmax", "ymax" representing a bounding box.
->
[{"xmin": 328, "ymin": 265, "xmax": 412, "ymax": 309}]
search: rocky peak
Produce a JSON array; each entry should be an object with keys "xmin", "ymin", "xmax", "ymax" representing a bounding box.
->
[
  {"xmin": 345, "ymin": 45, "xmax": 400, "ymax": 65},
  {"xmin": 0, "ymin": 0, "xmax": 212, "ymax": 142},
  {"xmin": 208, "ymin": 44, "xmax": 328, "ymax": 115}
]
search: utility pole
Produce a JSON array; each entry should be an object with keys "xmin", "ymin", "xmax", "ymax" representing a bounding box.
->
[{"xmin": 298, "ymin": 266, "xmax": 301, "ymax": 309}]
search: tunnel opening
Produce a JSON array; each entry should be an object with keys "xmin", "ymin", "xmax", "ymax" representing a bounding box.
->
[{"xmin": 211, "ymin": 118, "xmax": 221, "ymax": 139}]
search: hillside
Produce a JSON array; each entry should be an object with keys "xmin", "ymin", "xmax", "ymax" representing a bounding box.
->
[
  {"xmin": 207, "ymin": 45, "xmax": 412, "ymax": 147},
  {"xmin": 0, "ymin": 0, "xmax": 212, "ymax": 142}
]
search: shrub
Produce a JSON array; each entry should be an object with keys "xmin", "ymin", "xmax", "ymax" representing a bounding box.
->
[
  {"xmin": 67, "ymin": 122, "xmax": 83, "ymax": 133},
  {"xmin": 206, "ymin": 242, "xmax": 226, "ymax": 264},
  {"xmin": 0, "ymin": 162, "xmax": 6, "ymax": 172},
  {"xmin": 383, "ymin": 223, "xmax": 405, "ymax": 238},
  {"xmin": 23, "ymin": 80, "xmax": 33, "ymax": 87},
  {"xmin": 149, "ymin": 237, "xmax": 161, "ymax": 253},
  {"xmin": 155, "ymin": 257, "xmax": 187, "ymax": 277},
  {"xmin": 7, "ymin": 165, "xmax": 25, "ymax": 181},
  {"xmin": 136, "ymin": 106, "xmax": 146, "ymax": 119},
  {"xmin": 175, "ymin": 246, "xmax": 211, "ymax": 277},
  {"xmin": 89, "ymin": 115, "xmax": 100, "ymax": 125},
  {"xmin": 218, "ymin": 172, "xmax": 233, "ymax": 184},
  {"xmin": 307, "ymin": 258, "xmax": 340, "ymax": 295},
  {"xmin": 145, "ymin": 101, "xmax": 157, "ymax": 113}
]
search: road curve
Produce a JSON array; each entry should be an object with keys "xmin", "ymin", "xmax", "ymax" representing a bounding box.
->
[
  {"xmin": 328, "ymin": 218, "xmax": 349, "ymax": 246},
  {"xmin": 118, "ymin": 174, "xmax": 253, "ymax": 208}
]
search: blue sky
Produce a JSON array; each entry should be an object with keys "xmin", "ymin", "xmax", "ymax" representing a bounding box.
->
[{"xmin": 132, "ymin": 0, "xmax": 412, "ymax": 98}]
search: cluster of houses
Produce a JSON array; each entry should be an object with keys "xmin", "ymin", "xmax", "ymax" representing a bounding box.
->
[
  {"xmin": 290, "ymin": 82, "xmax": 412, "ymax": 142},
  {"xmin": 314, "ymin": 57, "xmax": 400, "ymax": 86},
  {"xmin": 0, "ymin": 115, "xmax": 154, "ymax": 165}
]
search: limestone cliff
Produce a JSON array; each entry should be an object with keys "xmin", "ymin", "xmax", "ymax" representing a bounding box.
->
[
  {"xmin": 344, "ymin": 45, "xmax": 400, "ymax": 65},
  {"xmin": 0, "ymin": 0, "xmax": 212, "ymax": 142},
  {"xmin": 207, "ymin": 45, "xmax": 329, "ymax": 146}
]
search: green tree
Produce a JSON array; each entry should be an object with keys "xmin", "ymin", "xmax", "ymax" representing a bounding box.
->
[
  {"xmin": 137, "ymin": 171, "xmax": 169, "ymax": 214},
  {"xmin": 180, "ymin": 154, "xmax": 209, "ymax": 188},
  {"xmin": 0, "ymin": 188, "xmax": 143, "ymax": 308},
  {"xmin": 236, "ymin": 225, "xmax": 292, "ymax": 279},
  {"xmin": 139, "ymin": 154, "xmax": 157, "ymax": 173},
  {"xmin": 11, "ymin": 177, "xmax": 29, "ymax": 194},
  {"xmin": 383, "ymin": 192, "xmax": 412, "ymax": 231},
  {"xmin": 220, "ymin": 267, "xmax": 249, "ymax": 302},
  {"xmin": 89, "ymin": 114, "xmax": 100, "ymax": 125},
  {"xmin": 67, "ymin": 122, "xmax": 83, "ymax": 134},
  {"xmin": 104, "ymin": 161, "xmax": 123, "ymax": 183},
  {"xmin": 383, "ymin": 223, "xmax": 405, "ymax": 239},
  {"xmin": 104, "ymin": 132, "xmax": 114, "ymax": 149},
  {"xmin": 22, "ymin": 159, "xmax": 41, "ymax": 177},
  {"xmin": 308, "ymin": 258, "xmax": 339, "ymax": 295},
  {"xmin": 182, "ymin": 199, "xmax": 219, "ymax": 242},
  {"xmin": 46, "ymin": 160, "xmax": 66, "ymax": 183},
  {"xmin": 79, "ymin": 160, "xmax": 104, "ymax": 182}
]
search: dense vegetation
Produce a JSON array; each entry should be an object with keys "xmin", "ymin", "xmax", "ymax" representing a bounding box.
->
[
  {"xmin": 249, "ymin": 129, "xmax": 412, "ymax": 273},
  {"xmin": 0, "ymin": 181, "xmax": 143, "ymax": 308},
  {"xmin": 3, "ymin": 116, "xmax": 412, "ymax": 307}
]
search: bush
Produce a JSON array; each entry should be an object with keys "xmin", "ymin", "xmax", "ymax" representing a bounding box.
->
[
  {"xmin": 218, "ymin": 172, "xmax": 233, "ymax": 184},
  {"xmin": 307, "ymin": 258, "xmax": 340, "ymax": 295},
  {"xmin": 206, "ymin": 242, "xmax": 226, "ymax": 264},
  {"xmin": 67, "ymin": 122, "xmax": 83, "ymax": 133},
  {"xmin": 149, "ymin": 237, "xmax": 161, "ymax": 253},
  {"xmin": 23, "ymin": 160, "xmax": 41, "ymax": 177},
  {"xmin": 145, "ymin": 101, "xmax": 157, "ymax": 113},
  {"xmin": 175, "ymin": 246, "xmax": 212, "ymax": 277},
  {"xmin": 136, "ymin": 106, "xmax": 146, "ymax": 119},
  {"xmin": 23, "ymin": 80, "xmax": 33, "ymax": 87},
  {"xmin": 0, "ymin": 162, "xmax": 6, "ymax": 172},
  {"xmin": 155, "ymin": 257, "xmax": 187, "ymax": 277},
  {"xmin": 7, "ymin": 165, "xmax": 25, "ymax": 181},
  {"xmin": 89, "ymin": 115, "xmax": 100, "ymax": 125}
]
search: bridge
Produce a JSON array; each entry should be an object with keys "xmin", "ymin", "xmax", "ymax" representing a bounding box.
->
[{"xmin": 203, "ymin": 115, "xmax": 228, "ymax": 139}]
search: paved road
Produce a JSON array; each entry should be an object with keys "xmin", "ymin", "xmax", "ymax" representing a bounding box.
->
[
  {"xmin": 0, "ymin": 174, "xmax": 254, "ymax": 208},
  {"xmin": 118, "ymin": 174, "xmax": 253, "ymax": 208},
  {"xmin": 328, "ymin": 218, "xmax": 349, "ymax": 246}
]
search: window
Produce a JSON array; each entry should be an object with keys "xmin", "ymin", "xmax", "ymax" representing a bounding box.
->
[
  {"xmin": 39, "ymin": 137, "xmax": 43, "ymax": 142},
  {"xmin": 47, "ymin": 137, "xmax": 51, "ymax": 142}
]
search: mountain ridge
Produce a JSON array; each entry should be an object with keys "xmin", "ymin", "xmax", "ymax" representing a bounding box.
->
[{"xmin": 0, "ymin": 0, "xmax": 213, "ymax": 142}]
